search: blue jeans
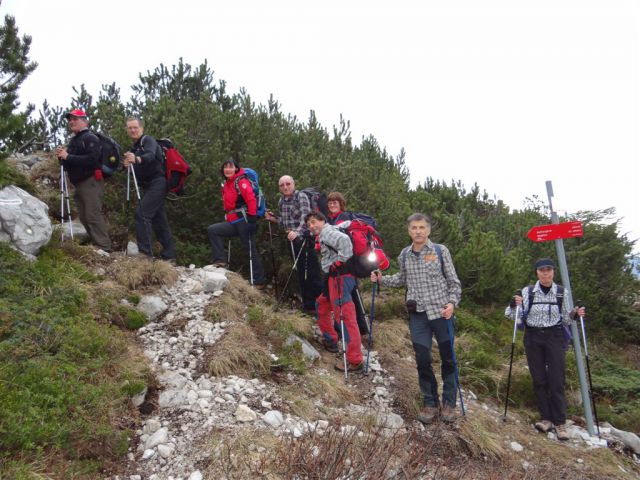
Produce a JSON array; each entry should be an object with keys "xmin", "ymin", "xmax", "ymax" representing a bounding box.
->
[{"xmin": 409, "ymin": 313, "xmax": 457, "ymax": 408}]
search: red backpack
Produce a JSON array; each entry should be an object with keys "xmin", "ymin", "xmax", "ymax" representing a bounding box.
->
[
  {"xmin": 340, "ymin": 219, "xmax": 390, "ymax": 277},
  {"xmin": 157, "ymin": 138, "xmax": 192, "ymax": 196}
]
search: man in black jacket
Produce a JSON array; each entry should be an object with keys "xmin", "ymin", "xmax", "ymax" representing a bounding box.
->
[
  {"xmin": 55, "ymin": 109, "xmax": 111, "ymax": 252},
  {"xmin": 123, "ymin": 117, "xmax": 175, "ymax": 261}
]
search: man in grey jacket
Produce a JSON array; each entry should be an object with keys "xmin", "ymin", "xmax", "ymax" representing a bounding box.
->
[{"xmin": 305, "ymin": 211, "xmax": 363, "ymax": 371}]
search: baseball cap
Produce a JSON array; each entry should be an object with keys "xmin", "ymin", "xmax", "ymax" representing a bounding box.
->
[
  {"xmin": 64, "ymin": 109, "xmax": 87, "ymax": 120},
  {"xmin": 535, "ymin": 258, "xmax": 555, "ymax": 270}
]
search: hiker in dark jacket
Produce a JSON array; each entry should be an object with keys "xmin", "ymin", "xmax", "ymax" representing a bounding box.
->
[
  {"xmin": 505, "ymin": 258, "xmax": 585, "ymax": 441},
  {"xmin": 372, "ymin": 213, "xmax": 462, "ymax": 424},
  {"xmin": 207, "ymin": 159, "xmax": 266, "ymax": 288},
  {"xmin": 123, "ymin": 117, "xmax": 175, "ymax": 261},
  {"xmin": 306, "ymin": 211, "xmax": 363, "ymax": 372},
  {"xmin": 265, "ymin": 175, "xmax": 322, "ymax": 310},
  {"xmin": 55, "ymin": 109, "xmax": 111, "ymax": 252}
]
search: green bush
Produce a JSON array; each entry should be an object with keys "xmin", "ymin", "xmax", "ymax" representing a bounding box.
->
[{"xmin": 0, "ymin": 243, "xmax": 147, "ymax": 475}]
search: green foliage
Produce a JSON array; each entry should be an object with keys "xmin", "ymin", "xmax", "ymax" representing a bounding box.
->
[
  {"xmin": 124, "ymin": 308, "xmax": 146, "ymax": 330},
  {"xmin": 0, "ymin": 243, "xmax": 146, "ymax": 474},
  {"xmin": 0, "ymin": 156, "xmax": 32, "ymax": 190},
  {"xmin": 276, "ymin": 342, "xmax": 307, "ymax": 375},
  {"xmin": 0, "ymin": 7, "xmax": 37, "ymax": 157}
]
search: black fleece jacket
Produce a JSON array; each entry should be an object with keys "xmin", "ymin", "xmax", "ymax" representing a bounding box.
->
[
  {"xmin": 129, "ymin": 135, "xmax": 164, "ymax": 186},
  {"xmin": 64, "ymin": 129, "xmax": 101, "ymax": 185}
]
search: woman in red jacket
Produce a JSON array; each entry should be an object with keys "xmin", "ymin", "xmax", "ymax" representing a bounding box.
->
[{"xmin": 207, "ymin": 159, "xmax": 266, "ymax": 287}]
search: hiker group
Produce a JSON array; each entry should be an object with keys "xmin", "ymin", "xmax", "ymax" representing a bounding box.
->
[{"xmin": 57, "ymin": 109, "xmax": 591, "ymax": 433}]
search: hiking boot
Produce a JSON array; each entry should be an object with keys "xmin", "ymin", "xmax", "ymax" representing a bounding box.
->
[
  {"xmin": 555, "ymin": 423, "xmax": 570, "ymax": 441},
  {"xmin": 416, "ymin": 406, "xmax": 439, "ymax": 425},
  {"xmin": 322, "ymin": 339, "xmax": 339, "ymax": 353},
  {"xmin": 212, "ymin": 260, "xmax": 229, "ymax": 268},
  {"xmin": 334, "ymin": 360, "xmax": 364, "ymax": 372},
  {"xmin": 440, "ymin": 405, "xmax": 459, "ymax": 424},
  {"xmin": 534, "ymin": 420, "xmax": 553, "ymax": 433}
]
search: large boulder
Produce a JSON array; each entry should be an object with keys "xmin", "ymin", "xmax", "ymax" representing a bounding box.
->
[{"xmin": 0, "ymin": 185, "xmax": 52, "ymax": 255}]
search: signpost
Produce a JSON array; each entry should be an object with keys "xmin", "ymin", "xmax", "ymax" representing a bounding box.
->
[
  {"xmin": 527, "ymin": 221, "xmax": 583, "ymax": 243},
  {"xmin": 542, "ymin": 181, "xmax": 596, "ymax": 436}
]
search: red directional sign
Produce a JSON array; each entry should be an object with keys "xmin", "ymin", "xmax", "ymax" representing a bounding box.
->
[{"xmin": 527, "ymin": 221, "xmax": 583, "ymax": 242}]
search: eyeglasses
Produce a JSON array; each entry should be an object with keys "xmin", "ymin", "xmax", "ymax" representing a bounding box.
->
[{"xmin": 279, "ymin": 182, "xmax": 292, "ymax": 187}]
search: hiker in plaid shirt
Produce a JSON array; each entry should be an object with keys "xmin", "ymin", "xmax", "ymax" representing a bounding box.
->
[{"xmin": 372, "ymin": 213, "xmax": 461, "ymax": 424}]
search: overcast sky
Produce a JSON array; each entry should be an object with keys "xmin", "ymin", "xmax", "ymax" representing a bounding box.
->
[{"xmin": 4, "ymin": 0, "xmax": 639, "ymax": 253}]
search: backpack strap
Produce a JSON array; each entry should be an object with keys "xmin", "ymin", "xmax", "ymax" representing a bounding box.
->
[
  {"xmin": 523, "ymin": 284, "xmax": 564, "ymax": 327},
  {"xmin": 402, "ymin": 244, "xmax": 445, "ymax": 277}
]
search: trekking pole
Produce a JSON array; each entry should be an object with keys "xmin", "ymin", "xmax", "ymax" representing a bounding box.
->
[
  {"xmin": 577, "ymin": 300, "xmax": 601, "ymax": 438},
  {"xmin": 129, "ymin": 164, "xmax": 153, "ymax": 258},
  {"xmin": 503, "ymin": 289, "xmax": 522, "ymax": 421},
  {"xmin": 267, "ymin": 221, "xmax": 279, "ymax": 298},
  {"xmin": 63, "ymin": 169, "xmax": 73, "ymax": 240},
  {"xmin": 60, "ymin": 164, "xmax": 66, "ymax": 241},
  {"xmin": 227, "ymin": 240, "xmax": 231, "ymax": 266},
  {"xmin": 248, "ymin": 236, "xmax": 254, "ymax": 286},
  {"xmin": 337, "ymin": 274, "xmax": 348, "ymax": 380},
  {"xmin": 290, "ymin": 238, "xmax": 297, "ymax": 269},
  {"xmin": 364, "ymin": 281, "xmax": 377, "ymax": 375},
  {"xmin": 275, "ymin": 239, "xmax": 307, "ymax": 309},
  {"xmin": 446, "ymin": 316, "xmax": 466, "ymax": 416}
]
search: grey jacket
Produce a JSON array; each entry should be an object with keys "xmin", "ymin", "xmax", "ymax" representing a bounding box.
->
[{"xmin": 317, "ymin": 222, "xmax": 353, "ymax": 273}]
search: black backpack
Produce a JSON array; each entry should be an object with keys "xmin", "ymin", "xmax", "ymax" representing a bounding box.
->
[
  {"xmin": 94, "ymin": 132, "xmax": 121, "ymax": 177},
  {"xmin": 298, "ymin": 187, "xmax": 329, "ymax": 217}
]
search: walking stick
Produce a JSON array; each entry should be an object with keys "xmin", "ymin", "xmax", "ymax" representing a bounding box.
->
[
  {"xmin": 290, "ymin": 238, "xmax": 297, "ymax": 268},
  {"xmin": 248, "ymin": 235, "xmax": 254, "ymax": 286},
  {"xmin": 577, "ymin": 300, "xmax": 601, "ymax": 438},
  {"xmin": 275, "ymin": 239, "xmax": 307, "ymax": 309},
  {"xmin": 446, "ymin": 317, "xmax": 466, "ymax": 416},
  {"xmin": 364, "ymin": 282, "xmax": 377, "ymax": 375},
  {"xmin": 60, "ymin": 165, "xmax": 74, "ymax": 241},
  {"xmin": 337, "ymin": 274, "xmax": 348, "ymax": 380},
  {"xmin": 129, "ymin": 164, "xmax": 153, "ymax": 258},
  {"xmin": 268, "ymin": 221, "xmax": 279, "ymax": 298},
  {"xmin": 503, "ymin": 289, "xmax": 522, "ymax": 420}
]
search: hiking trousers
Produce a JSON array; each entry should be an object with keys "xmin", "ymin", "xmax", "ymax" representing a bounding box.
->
[
  {"xmin": 207, "ymin": 220, "xmax": 266, "ymax": 284},
  {"xmin": 316, "ymin": 274, "xmax": 362, "ymax": 365},
  {"xmin": 135, "ymin": 176, "xmax": 176, "ymax": 260},
  {"xmin": 74, "ymin": 176, "xmax": 111, "ymax": 251},
  {"xmin": 524, "ymin": 326, "xmax": 567, "ymax": 425},
  {"xmin": 291, "ymin": 237, "xmax": 322, "ymax": 310},
  {"xmin": 409, "ymin": 313, "xmax": 457, "ymax": 408}
]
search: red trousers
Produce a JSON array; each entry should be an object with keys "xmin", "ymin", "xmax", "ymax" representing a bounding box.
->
[{"xmin": 316, "ymin": 274, "xmax": 362, "ymax": 365}]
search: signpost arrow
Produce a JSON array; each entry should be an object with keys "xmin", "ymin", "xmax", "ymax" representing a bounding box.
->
[{"xmin": 527, "ymin": 220, "xmax": 583, "ymax": 243}]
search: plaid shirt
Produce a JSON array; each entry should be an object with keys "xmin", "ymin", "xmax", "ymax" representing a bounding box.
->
[
  {"xmin": 381, "ymin": 240, "xmax": 462, "ymax": 320},
  {"xmin": 504, "ymin": 281, "xmax": 573, "ymax": 328},
  {"xmin": 278, "ymin": 190, "xmax": 311, "ymax": 237}
]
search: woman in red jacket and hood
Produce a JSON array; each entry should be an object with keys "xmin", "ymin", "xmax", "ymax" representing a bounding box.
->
[{"xmin": 207, "ymin": 158, "xmax": 266, "ymax": 287}]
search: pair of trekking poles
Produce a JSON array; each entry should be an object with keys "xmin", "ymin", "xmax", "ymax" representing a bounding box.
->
[
  {"xmin": 59, "ymin": 165, "xmax": 74, "ymax": 241},
  {"xmin": 503, "ymin": 295, "xmax": 600, "ymax": 437}
]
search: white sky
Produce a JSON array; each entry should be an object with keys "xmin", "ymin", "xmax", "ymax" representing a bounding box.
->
[{"xmin": 4, "ymin": 0, "xmax": 640, "ymax": 252}]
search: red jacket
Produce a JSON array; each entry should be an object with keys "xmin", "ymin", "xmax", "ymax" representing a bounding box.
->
[{"xmin": 222, "ymin": 168, "xmax": 257, "ymax": 223}]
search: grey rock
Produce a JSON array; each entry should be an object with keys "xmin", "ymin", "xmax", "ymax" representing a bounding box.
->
[
  {"xmin": 127, "ymin": 241, "xmax": 139, "ymax": 256},
  {"xmin": 234, "ymin": 404, "xmax": 257, "ymax": 422},
  {"xmin": 262, "ymin": 410, "xmax": 285, "ymax": 428},
  {"xmin": 375, "ymin": 412, "xmax": 404, "ymax": 430},
  {"xmin": 609, "ymin": 427, "xmax": 640, "ymax": 454},
  {"xmin": 59, "ymin": 220, "xmax": 88, "ymax": 244},
  {"xmin": 145, "ymin": 427, "xmax": 169, "ymax": 450},
  {"xmin": 131, "ymin": 386, "xmax": 148, "ymax": 407},
  {"xmin": 285, "ymin": 334, "xmax": 320, "ymax": 362},
  {"xmin": 201, "ymin": 270, "xmax": 229, "ymax": 293},
  {"xmin": 510, "ymin": 441, "xmax": 524, "ymax": 452},
  {"xmin": 0, "ymin": 185, "xmax": 52, "ymax": 255},
  {"xmin": 188, "ymin": 472, "xmax": 203, "ymax": 480},
  {"xmin": 142, "ymin": 449, "xmax": 156, "ymax": 460},
  {"xmin": 138, "ymin": 296, "xmax": 168, "ymax": 321},
  {"xmin": 143, "ymin": 418, "xmax": 162, "ymax": 435},
  {"xmin": 157, "ymin": 443, "xmax": 175, "ymax": 458}
]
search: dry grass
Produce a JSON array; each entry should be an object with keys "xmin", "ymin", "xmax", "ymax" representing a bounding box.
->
[
  {"xmin": 205, "ymin": 271, "xmax": 264, "ymax": 323},
  {"xmin": 457, "ymin": 410, "xmax": 507, "ymax": 461},
  {"xmin": 201, "ymin": 322, "xmax": 271, "ymax": 378},
  {"xmin": 107, "ymin": 256, "xmax": 178, "ymax": 290}
]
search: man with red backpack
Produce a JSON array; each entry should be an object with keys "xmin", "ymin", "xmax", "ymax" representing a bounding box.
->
[{"xmin": 305, "ymin": 211, "xmax": 363, "ymax": 372}]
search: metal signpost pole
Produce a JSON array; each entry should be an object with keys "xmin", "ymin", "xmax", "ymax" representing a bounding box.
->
[{"xmin": 545, "ymin": 180, "xmax": 595, "ymax": 436}]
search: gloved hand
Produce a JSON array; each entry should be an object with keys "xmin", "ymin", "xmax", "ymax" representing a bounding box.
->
[{"xmin": 94, "ymin": 169, "xmax": 104, "ymax": 181}]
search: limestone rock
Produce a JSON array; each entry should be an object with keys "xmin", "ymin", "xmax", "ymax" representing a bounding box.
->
[
  {"xmin": 0, "ymin": 185, "xmax": 52, "ymax": 255},
  {"xmin": 285, "ymin": 334, "xmax": 320, "ymax": 362},
  {"xmin": 137, "ymin": 296, "xmax": 168, "ymax": 321},
  {"xmin": 234, "ymin": 404, "xmax": 257, "ymax": 422}
]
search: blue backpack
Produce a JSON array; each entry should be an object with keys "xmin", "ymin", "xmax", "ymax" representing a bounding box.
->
[{"xmin": 234, "ymin": 168, "xmax": 266, "ymax": 217}]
